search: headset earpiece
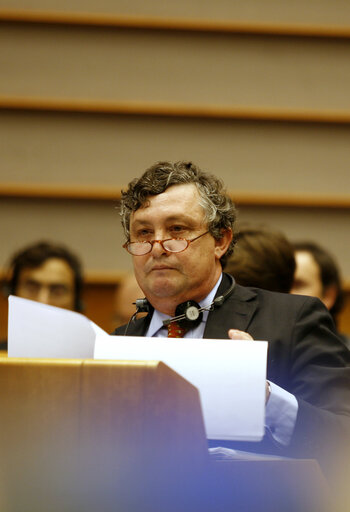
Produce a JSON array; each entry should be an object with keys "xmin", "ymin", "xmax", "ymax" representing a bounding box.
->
[
  {"xmin": 175, "ymin": 300, "xmax": 203, "ymax": 329},
  {"xmin": 135, "ymin": 298, "xmax": 152, "ymax": 314}
]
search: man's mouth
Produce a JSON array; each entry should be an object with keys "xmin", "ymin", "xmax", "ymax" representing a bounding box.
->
[{"xmin": 151, "ymin": 265, "xmax": 174, "ymax": 271}]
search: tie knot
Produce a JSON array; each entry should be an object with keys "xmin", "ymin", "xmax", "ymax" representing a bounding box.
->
[{"xmin": 167, "ymin": 321, "xmax": 188, "ymax": 338}]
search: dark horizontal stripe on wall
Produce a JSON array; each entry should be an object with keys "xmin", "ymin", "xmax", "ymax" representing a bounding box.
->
[
  {"xmin": 1, "ymin": 9, "xmax": 350, "ymax": 39},
  {"xmin": 2, "ymin": 97, "xmax": 350, "ymax": 125},
  {"xmin": 1, "ymin": 183, "xmax": 349, "ymax": 209}
]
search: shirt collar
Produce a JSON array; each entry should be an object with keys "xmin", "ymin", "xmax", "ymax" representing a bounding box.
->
[{"xmin": 147, "ymin": 273, "xmax": 223, "ymax": 337}]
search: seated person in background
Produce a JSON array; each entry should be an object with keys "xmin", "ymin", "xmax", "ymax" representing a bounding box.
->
[
  {"xmin": 0, "ymin": 241, "xmax": 84, "ymax": 350},
  {"xmin": 291, "ymin": 241, "xmax": 349, "ymax": 348},
  {"xmin": 225, "ymin": 225, "xmax": 295, "ymax": 293},
  {"xmin": 113, "ymin": 160, "xmax": 349, "ymax": 495},
  {"xmin": 113, "ymin": 272, "xmax": 145, "ymax": 328}
]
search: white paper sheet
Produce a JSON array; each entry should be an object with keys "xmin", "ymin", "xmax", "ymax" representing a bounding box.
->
[
  {"xmin": 94, "ymin": 335, "xmax": 268, "ymax": 441},
  {"xmin": 8, "ymin": 295, "xmax": 99, "ymax": 358},
  {"xmin": 8, "ymin": 295, "xmax": 268, "ymax": 441}
]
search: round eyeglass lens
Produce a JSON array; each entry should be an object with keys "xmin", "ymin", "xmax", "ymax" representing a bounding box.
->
[
  {"xmin": 129, "ymin": 242, "xmax": 151, "ymax": 255},
  {"xmin": 162, "ymin": 239, "xmax": 188, "ymax": 252}
]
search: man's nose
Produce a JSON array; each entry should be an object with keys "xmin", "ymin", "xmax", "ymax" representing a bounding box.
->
[{"xmin": 151, "ymin": 239, "xmax": 167, "ymax": 256}]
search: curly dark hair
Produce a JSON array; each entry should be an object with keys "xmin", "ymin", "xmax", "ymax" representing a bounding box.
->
[
  {"xmin": 226, "ymin": 225, "xmax": 296, "ymax": 293},
  {"xmin": 119, "ymin": 161, "xmax": 237, "ymax": 268}
]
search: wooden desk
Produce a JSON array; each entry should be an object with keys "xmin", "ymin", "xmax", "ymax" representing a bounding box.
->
[{"xmin": 0, "ymin": 357, "xmax": 336, "ymax": 512}]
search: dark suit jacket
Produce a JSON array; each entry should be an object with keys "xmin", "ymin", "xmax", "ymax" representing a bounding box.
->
[{"xmin": 113, "ymin": 273, "xmax": 350, "ymax": 479}]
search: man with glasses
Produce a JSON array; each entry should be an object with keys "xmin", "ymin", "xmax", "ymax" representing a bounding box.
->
[{"xmin": 114, "ymin": 161, "xmax": 349, "ymax": 491}]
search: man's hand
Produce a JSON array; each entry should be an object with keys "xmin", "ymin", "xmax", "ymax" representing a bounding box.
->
[
  {"xmin": 228, "ymin": 329, "xmax": 253, "ymax": 341},
  {"xmin": 228, "ymin": 329, "xmax": 270, "ymax": 404}
]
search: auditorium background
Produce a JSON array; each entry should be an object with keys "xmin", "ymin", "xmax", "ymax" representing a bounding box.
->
[{"xmin": 0, "ymin": 0, "xmax": 349, "ymax": 338}]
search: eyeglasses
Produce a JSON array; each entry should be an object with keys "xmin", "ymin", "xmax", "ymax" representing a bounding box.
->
[{"xmin": 123, "ymin": 231, "xmax": 210, "ymax": 256}]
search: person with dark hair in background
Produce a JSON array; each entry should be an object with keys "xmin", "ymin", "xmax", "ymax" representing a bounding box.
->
[
  {"xmin": 113, "ymin": 160, "xmax": 349, "ymax": 501},
  {"xmin": 225, "ymin": 225, "xmax": 296, "ymax": 293},
  {"xmin": 291, "ymin": 241, "xmax": 349, "ymax": 349},
  {"xmin": 0, "ymin": 240, "xmax": 84, "ymax": 351}
]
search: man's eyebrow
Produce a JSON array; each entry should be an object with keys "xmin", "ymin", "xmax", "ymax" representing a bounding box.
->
[
  {"xmin": 133, "ymin": 214, "xmax": 195, "ymax": 225},
  {"xmin": 21, "ymin": 277, "xmax": 40, "ymax": 284},
  {"xmin": 131, "ymin": 219, "xmax": 153, "ymax": 228}
]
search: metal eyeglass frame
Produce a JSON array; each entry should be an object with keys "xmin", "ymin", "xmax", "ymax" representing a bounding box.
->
[{"xmin": 123, "ymin": 230, "xmax": 210, "ymax": 256}]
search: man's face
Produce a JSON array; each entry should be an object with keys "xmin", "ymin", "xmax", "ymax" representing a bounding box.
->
[
  {"xmin": 16, "ymin": 257, "xmax": 76, "ymax": 310},
  {"xmin": 129, "ymin": 183, "xmax": 231, "ymax": 315},
  {"xmin": 291, "ymin": 251, "xmax": 323, "ymax": 299}
]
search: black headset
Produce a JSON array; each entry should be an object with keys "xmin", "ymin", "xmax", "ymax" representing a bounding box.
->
[{"xmin": 123, "ymin": 273, "xmax": 235, "ymax": 335}]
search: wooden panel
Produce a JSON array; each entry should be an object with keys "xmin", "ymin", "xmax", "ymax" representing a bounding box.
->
[
  {"xmin": 1, "ymin": 9, "xmax": 350, "ymax": 38},
  {"xmin": 236, "ymin": 206, "xmax": 350, "ymax": 281},
  {"xmin": 2, "ymin": 23, "xmax": 350, "ymax": 110},
  {"xmin": 3, "ymin": 96, "xmax": 350, "ymax": 124},
  {"xmin": 1, "ymin": 3, "xmax": 350, "ymax": 27},
  {"xmin": 83, "ymin": 282, "xmax": 117, "ymax": 334},
  {"xmin": 0, "ymin": 358, "xmax": 82, "ymax": 509},
  {"xmin": 0, "ymin": 292, "xmax": 8, "ymax": 342},
  {"xmin": 78, "ymin": 359, "xmax": 207, "ymax": 512},
  {"xmin": 0, "ymin": 358, "xmax": 207, "ymax": 511},
  {"xmin": 339, "ymin": 292, "xmax": 350, "ymax": 335},
  {"xmin": 79, "ymin": 359, "xmax": 207, "ymax": 464},
  {"xmin": 1, "ymin": 111, "xmax": 350, "ymax": 198},
  {"xmin": 0, "ymin": 196, "xmax": 130, "ymax": 272},
  {"xmin": 1, "ymin": 182, "xmax": 350, "ymax": 209}
]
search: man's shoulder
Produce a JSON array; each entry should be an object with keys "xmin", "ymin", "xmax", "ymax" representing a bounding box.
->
[
  {"xmin": 232, "ymin": 282, "xmax": 323, "ymax": 308},
  {"xmin": 230, "ymin": 283, "xmax": 333, "ymax": 324}
]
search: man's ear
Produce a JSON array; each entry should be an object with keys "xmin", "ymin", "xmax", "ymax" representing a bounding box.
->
[
  {"xmin": 214, "ymin": 229, "xmax": 233, "ymax": 259},
  {"xmin": 322, "ymin": 284, "xmax": 338, "ymax": 311}
]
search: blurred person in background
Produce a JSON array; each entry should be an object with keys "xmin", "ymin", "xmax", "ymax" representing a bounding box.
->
[
  {"xmin": 225, "ymin": 225, "xmax": 295, "ymax": 293},
  {"xmin": 0, "ymin": 240, "xmax": 84, "ymax": 351},
  {"xmin": 291, "ymin": 241, "xmax": 349, "ymax": 349}
]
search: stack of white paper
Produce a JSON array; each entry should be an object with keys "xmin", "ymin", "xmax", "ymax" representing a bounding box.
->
[
  {"xmin": 8, "ymin": 295, "xmax": 268, "ymax": 441},
  {"xmin": 94, "ymin": 335, "xmax": 268, "ymax": 441}
]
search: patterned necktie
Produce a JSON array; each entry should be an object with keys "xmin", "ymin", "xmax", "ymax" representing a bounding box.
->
[{"xmin": 167, "ymin": 321, "xmax": 188, "ymax": 338}]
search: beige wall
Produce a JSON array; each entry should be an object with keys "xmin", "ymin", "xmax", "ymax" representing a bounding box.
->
[
  {"xmin": 2, "ymin": 24, "xmax": 350, "ymax": 110},
  {"xmin": 0, "ymin": 4, "xmax": 349, "ymax": 285},
  {"xmin": 1, "ymin": 112, "xmax": 350, "ymax": 194}
]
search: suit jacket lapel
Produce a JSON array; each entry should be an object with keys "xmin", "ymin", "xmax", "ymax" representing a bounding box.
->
[
  {"xmin": 118, "ymin": 314, "xmax": 151, "ymax": 336},
  {"xmin": 203, "ymin": 277, "xmax": 258, "ymax": 339}
]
